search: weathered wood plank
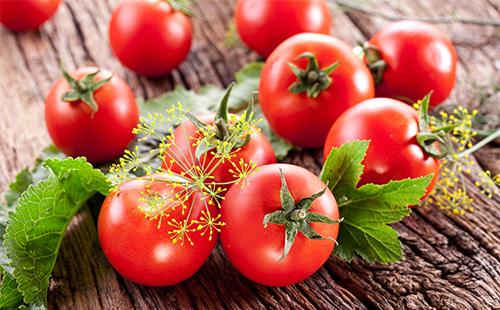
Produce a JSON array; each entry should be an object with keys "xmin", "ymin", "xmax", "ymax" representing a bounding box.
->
[{"xmin": 0, "ymin": 0, "xmax": 498, "ymax": 309}]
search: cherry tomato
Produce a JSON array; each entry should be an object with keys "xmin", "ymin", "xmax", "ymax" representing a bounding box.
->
[
  {"xmin": 162, "ymin": 114, "xmax": 276, "ymax": 185},
  {"xmin": 367, "ymin": 21, "xmax": 457, "ymax": 107},
  {"xmin": 323, "ymin": 98, "xmax": 439, "ymax": 197},
  {"xmin": 221, "ymin": 164, "xmax": 340, "ymax": 286},
  {"xmin": 109, "ymin": 0, "xmax": 192, "ymax": 77},
  {"xmin": 0, "ymin": 0, "xmax": 61, "ymax": 31},
  {"xmin": 45, "ymin": 67, "xmax": 138, "ymax": 163},
  {"xmin": 259, "ymin": 33, "xmax": 375, "ymax": 148},
  {"xmin": 235, "ymin": 0, "xmax": 331, "ymax": 57},
  {"xmin": 98, "ymin": 178, "xmax": 217, "ymax": 286}
]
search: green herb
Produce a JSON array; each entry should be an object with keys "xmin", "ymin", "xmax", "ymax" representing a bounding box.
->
[
  {"xmin": 137, "ymin": 62, "xmax": 293, "ymax": 160},
  {"xmin": 0, "ymin": 158, "xmax": 110, "ymax": 308},
  {"xmin": 3, "ymin": 146, "xmax": 64, "ymax": 209},
  {"xmin": 321, "ymin": 141, "xmax": 432, "ymax": 263}
]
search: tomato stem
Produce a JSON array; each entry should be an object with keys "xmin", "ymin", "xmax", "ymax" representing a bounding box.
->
[
  {"xmin": 288, "ymin": 52, "xmax": 339, "ymax": 99},
  {"xmin": 262, "ymin": 169, "xmax": 341, "ymax": 260},
  {"xmin": 60, "ymin": 65, "xmax": 112, "ymax": 112},
  {"xmin": 416, "ymin": 93, "xmax": 449, "ymax": 159},
  {"xmin": 359, "ymin": 42, "xmax": 386, "ymax": 84}
]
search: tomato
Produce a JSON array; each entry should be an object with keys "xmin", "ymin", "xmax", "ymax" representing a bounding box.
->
[
  {"xmin": 367, "ymin": 21, "xmax": 457, "ymax": 107},
  {"xmin": 98, "ymin": 178, "xmax": 217, "ymax": 286},
  {"xmin": 0, "ymin": 0, "xmax": 61, "ymax": 31},
  {"xmin": 162, "ymin": 114, "xmax": 276, "ymax": 185},
  {"xmin": 45, "ymin": 67, "xmax": 138, "ymax": 163},
  {"xmin": 235, "ymin": 0, "xmax": 331, "ymax": 57},
  {"xmin": 109, "ymin": 0, "xmax": 192, "ymax": 77},
  {"xmin": 323, "ymin": 97, "xmax": 439, "ymax": 197},
  {"xmin": 259, "ymin": 33, "xmax": 375, "ymax": 148},
  {"xmin": 221, "ymin": 164, "xmax": 340, "ymax": 286}
]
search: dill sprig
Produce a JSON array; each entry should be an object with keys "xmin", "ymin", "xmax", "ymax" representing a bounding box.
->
[
  {"xmin": 109, "ymin": 90, "xmax": 261, "ymax": 245},
  {"xmin": 414, "ymin": 102, "xmax": 500, "ymax": 215}
]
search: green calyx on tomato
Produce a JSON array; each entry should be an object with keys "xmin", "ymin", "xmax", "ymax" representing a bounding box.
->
[
  {"xmin": 360, "ymin": 42, "xmax": 386, "ymax": 84},
  {"xmin": 185, "ymin": 82, "xmax": 254, "ymax": 159},
  {"xmin": 60, "ymin": 66, "xmax": 112, "ymax": 112},
  {"xmin": 263, "ymin": 169, "xmax": 342, "ymax": 260},
  {"xmin": 416, "ymin": 93, "xmax": 451, "ymax": 159},
  {"xmin": 287, "ymin": 52, "xmax": 340, "ymax": 99}
]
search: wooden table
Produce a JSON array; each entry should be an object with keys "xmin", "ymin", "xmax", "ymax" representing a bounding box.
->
[{"xmin": 0, "ymin": 0, "xmax": 499, "ymax": 309}]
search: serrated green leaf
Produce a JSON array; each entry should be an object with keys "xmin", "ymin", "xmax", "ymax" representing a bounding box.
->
[
  {"xmin": 321, "ymin": 141, "xmax": 432, "ymax": 263},
  {"xmin": 3, "ymin": 146, "xmax": 65, "ymax": 209},
  {"xmin": 332, "ymin": 175, "xmax": 432, "ymax": 263},
  {"xmin": 320, "ymin": 140, "xmax": 369, "ymax": 199},
  {"xmin": 2, "ymin": 158, "xmax": 110, "ymax": 306},
  {"xmin": 334, "ymin": 223, "xmax": 403, "ymax": 263},
  {"xmin": 0, "ymin": 271, "xmax": 23, "ymax": 309}
]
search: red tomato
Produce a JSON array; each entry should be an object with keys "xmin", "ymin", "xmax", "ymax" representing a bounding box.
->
[
  {"xmin": 109, "ymin": 0, "xmax": 192, "ymax": 77},
  {"xmin": 162, "ymin": 115, "xmax": 276, "ymax": 185},
  {"xmin": 0, "ymin": 0, "xmax": 61, "ymax": 31},
  {"xmin": 323, "ymin": 98, "xmax": 439, "ymax": 197},
  {"xmin": 368, "ymin": 21, "xmax": 457, "ymax": 107},
  {"xmin": 235, "ymin": 0, "xmax": 331, "ymax": 57},
  {"xmin": 221, "ymin": 164, "xmax": 340, "ymax": 286},
  {"xmin": 45, "ymin": 67, "xmax": 138, "ymax": 163},
  {"xmin": 259, "ymin": 33, "xmax": 375, "ymax": 148},
  {"xmin": 98, "ymin": 178, "xmax": 217, "ymax": 286}
]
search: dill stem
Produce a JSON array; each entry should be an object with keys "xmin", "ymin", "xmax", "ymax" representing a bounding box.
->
[{"xmin": 457, "ymin": 128, "xmax": 500, "ymax": 158}]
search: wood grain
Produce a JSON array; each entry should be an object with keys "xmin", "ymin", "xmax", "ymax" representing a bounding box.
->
[{"xmin": 0, "ymin": 0, "xmax": 498, "ymax": 309}]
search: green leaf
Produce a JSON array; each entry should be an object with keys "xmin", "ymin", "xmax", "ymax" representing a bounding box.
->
[
  {"xmin": 138, "ymin": 84, "xmax": 223, "ymax": 120},
  {"xmin": 333, "ymin": 176, "xmax": 432, "ymax": 263},
  {"xmin": 2, "ymin": 158, "xmax": 110, "ymax": 307},
  {"xmin": 320, "ymin": 140, "xmax": 369, "ymax": 200},
  {"xmin": 137, "ymin": 62, "xmax": 293, "ymax": 161},
  {"xmin": 253, "ymin": 105, "xmax": 294, "ymax": 160},
  {"xmin": 3, "ymin": 146, "xmax": 65, "ymax": 209},
  {"xmin": 334, "ymin": 222, "xmax": 402, "ymax": 263},
  {"xmin": 229, "ymin": 62, "xmax": 263, "ymax": 111},
  {"xmin": 0, "ymin": 271, "xmax": 23, "ymax": 309},
  {"xmin": 320, "ymin": 141, "xmax": 432, "ymax": 263}
]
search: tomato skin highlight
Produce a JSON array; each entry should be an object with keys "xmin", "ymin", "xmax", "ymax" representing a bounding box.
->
[
  {"xmin": 45, "ymin": 67, "xmax": 138, "ymax": 164},
  {"xmin": 0, "ymin": 0, "xmax": 61, "ymax": 31},
  {"xmin": 162, "ymin": 115, "xmax": 276, "ymax": 185},
  {"xmin": 259, "ymin": 33, "xmax": 375, "ymax": 148},
  {"xmin": 221, "ymin": 164, "xmax": 340, "ymax": 286},
  {"xmin": 369, "ymin": 21, "xmax": 457, "ymax": 107},
  {"xmin": 235, "ymin": 0, "xmax": 331, "ymax": 57},
  {"xmin": 323, "ymin": 98, "xmax": 439, "ymax": 197},
  {"xmin": 98, "ymin": 179, "xmax": 217, "ymax": 286},
  {"xmin": 109, "ymin": 0, "xmax": 192, "ymax": 77}
]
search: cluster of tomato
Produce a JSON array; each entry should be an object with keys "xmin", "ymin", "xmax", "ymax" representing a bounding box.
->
[{"xmin": 1, "ymin": 0, "xmax": 456, "ymax": 287}]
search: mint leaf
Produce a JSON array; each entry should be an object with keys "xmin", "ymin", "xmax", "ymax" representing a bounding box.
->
[
  {"xmin": 321, "ymin": 142, "xmax": 432, "ymax": 263},
  {"xmin": 320, "ymin": 140, "xmax": 368, "ymax": 199},
  {"xmin": 2, "ymin": 158, "xmax": 110, "ymax": 307}
]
